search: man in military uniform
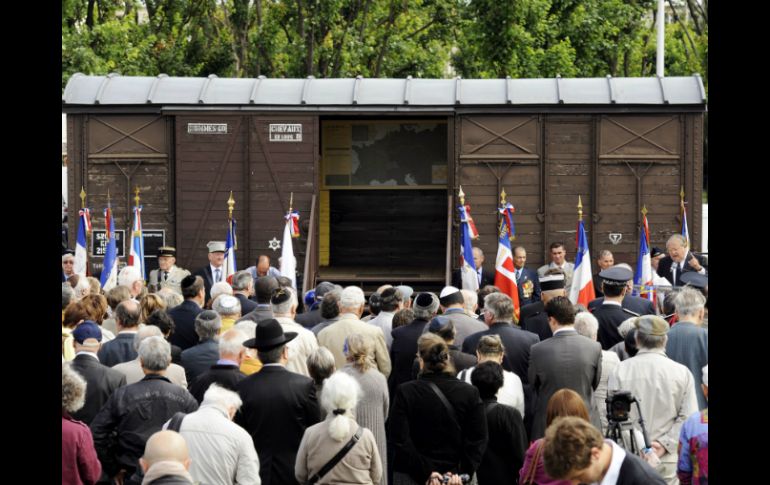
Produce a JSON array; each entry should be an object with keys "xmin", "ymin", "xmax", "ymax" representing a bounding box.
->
[
  {"xmin": 512, "ymin": 246, "xmax": 540, "ymax": 306},
  {"xmin": 193, "ymin": 241, "xmax": 226, "ymax": 302},
  {"xmin": 537, "ymin": 242, "xmax": 575, "ymax": 293},
  {"xmin": 592, "ymin": 266, "xmax": 641, "ymax": 349},
  {"xmin": 519, "ymin": 270, "xmax": 564, "ymax": 341},
  {"xmin": 148, "ymin": 247, "xmax": 191, "ymax": 295}
]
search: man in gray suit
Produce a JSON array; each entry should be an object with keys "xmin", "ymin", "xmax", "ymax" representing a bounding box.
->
[
  {"xmin": 529, "ymin": 296, "xmax": 602, "ymax": 439},
  {"xmin": 665, "ymin": 287, "xmax": 708, "ymax": 409}
]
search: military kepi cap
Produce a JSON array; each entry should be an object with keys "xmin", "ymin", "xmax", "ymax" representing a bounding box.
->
[
  {"xmin": 680, "ymin": 271, "xmax": 708, "ymax": 289},
  {"xmin": 207, "ymin": 241, "xmax": 226, "ymax": 253},
  {"xmin": 540, "ymin": 274, "xmax": 565, "ymax": 291},
  {"xmin": 599, "ymin": 266, "xmax": 634, "ymax": 282},
  {"xmin": 635, "ymin": 315, "xmax": 669, "ymax": 336},
  {"xmin": 157, "ymin": 246, "xmax": 176, "ymax": 258}
]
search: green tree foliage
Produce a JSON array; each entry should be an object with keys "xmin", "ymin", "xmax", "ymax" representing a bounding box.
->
[{"xmin": 62, "ymin": 0, "xmax": 707, "ymax": 87}]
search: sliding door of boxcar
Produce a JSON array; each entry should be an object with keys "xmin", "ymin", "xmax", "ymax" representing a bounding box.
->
[{"xmin": 456, "ymin": 115, "xmax": 543, "ymax": 269}]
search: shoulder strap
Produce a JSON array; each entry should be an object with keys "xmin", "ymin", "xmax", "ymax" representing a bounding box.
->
[
  {"xmin": 425, "ymin": 380, "xmax": 460, "ymax": 430},
  {"xmin": 166, "ymin": 412, "xmax": 187, "ymax": 432},
  {"xmin": 522, "ymin": 440, "xmax": 545, "ymax": 485},
  {"xmin": 308, "ymin": 426, "xmax": 363, "ymax": 484}
]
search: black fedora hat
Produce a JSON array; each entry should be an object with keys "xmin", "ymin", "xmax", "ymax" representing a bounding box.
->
[{"xmin": 244, "ymin": 318, "xmax": 297, "ymax": 351}]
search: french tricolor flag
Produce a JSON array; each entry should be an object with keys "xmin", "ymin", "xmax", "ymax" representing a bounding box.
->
[
  {"xmin": 74, "ymin": 208, "xmax": 91, "ymax": 277},
  {"xmin": 635, "ymin": 224, "xmax": 654, "ymax": 301},
  {"xmin": 568, "ymin": 220, "xmax": 596, "ymax": 307}
]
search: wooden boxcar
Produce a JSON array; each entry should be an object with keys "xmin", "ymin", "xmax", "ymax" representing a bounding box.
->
[{"xmin": 63, "ymin": 74, "xmax": 706, "ymax": 293}]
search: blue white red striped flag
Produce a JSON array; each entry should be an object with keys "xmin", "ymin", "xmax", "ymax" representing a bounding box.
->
[
  {"xmin": 494, "ymin": 217, "xmax": 521, "ymax": 320},
  {"xmin": 74, "ymin": 208, "xmax": 91, "ymax": 277},
  {"xmin": 128, "ymin": 205, "xmax": 145, "ymax": 280},
  {"xmin": 568, "ymin": 220, "xmax": 596, "ymax": 306},
  {"xmin": 223, "ymin": 217, "xmax": 237, "ymax": 282},
  {"xmin": 681, "ymin": 206, "xmax": 690, "ymax": 248},
  {"xmin": 458, "ymin": 203, "xmax": 479, "ymax": 291},
  {"xmin": 634, "ymin": 222, "xmax": 654, "ymax": 301},
  {"xmin": 100, "ymin": 204, "xmax": 119, "ymax": 291}
]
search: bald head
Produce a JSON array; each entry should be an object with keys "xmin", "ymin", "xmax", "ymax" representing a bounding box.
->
[
  {"xmin": 140, "ymin": 430, "xmax": 190, "ymax": 471},
  {"xmin": 257, "ymin": 255, "xmax": 271, "ymax": 276}
]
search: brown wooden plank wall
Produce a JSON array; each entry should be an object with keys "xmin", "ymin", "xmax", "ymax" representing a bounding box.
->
[
  {"xmin": 543, "ymin": 117, "xmax": 594, "ymax": 267},
  {"xmin": 457, "ymin": 115, "xmax": 544, "ymax": 269},
  {"xmin": 175, "ymin": 115, "xmax": 316, "ymax": 275},
  {"xmin": 68, "ymin": 114, "xmax": 173, "ymax": 275}
]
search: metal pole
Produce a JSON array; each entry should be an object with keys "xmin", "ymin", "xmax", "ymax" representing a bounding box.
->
[{"xmin": 656, "ymin": 0, "xmax": 665, "ymax": 77}]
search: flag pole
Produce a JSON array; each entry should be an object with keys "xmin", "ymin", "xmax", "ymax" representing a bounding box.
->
[{"xmin": 227, "ymin": 191, "xmax": 236, "ymax": 249}]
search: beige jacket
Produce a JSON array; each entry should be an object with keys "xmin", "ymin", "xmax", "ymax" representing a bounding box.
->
[
  {"xmin": 112, "ymin": 358, "xmax": 188, "ymax": 388},
  {"xmin": 275, "ymin": 317, "xmax": 319, "ymax": 377},
  {"xmin": 295, "ymin": 416, "xmax": 381, "ymax": 485},
  {"xmin": 318, "ymin": 314, "xmax": 391, "ymax": 378}
]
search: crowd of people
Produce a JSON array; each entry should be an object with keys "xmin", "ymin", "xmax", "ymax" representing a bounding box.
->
[{"xmin": 62, "ymin": 234, "xmax": 708, "ymax": 485}]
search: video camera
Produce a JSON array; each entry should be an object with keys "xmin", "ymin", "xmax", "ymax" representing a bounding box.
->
[{"xmin": 606, "ymin": 390, "xmax": 636, "ymax": 423}]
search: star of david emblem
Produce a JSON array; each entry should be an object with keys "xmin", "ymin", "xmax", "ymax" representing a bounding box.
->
[{"xmin": 268, "ymin": 237, "xmax": 281, "ymax": 251}]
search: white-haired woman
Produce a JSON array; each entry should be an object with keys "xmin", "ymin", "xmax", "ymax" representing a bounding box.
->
[
  {"xmin": 295, "ymin": 372, "xmax": 382, "ymax": 485},
  {"xmin": 62, "ymin": 364, "xmax": 102, "ymax": 485}
]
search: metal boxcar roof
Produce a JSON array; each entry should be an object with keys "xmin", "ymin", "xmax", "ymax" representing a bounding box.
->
[{"xmin": 63, "ymin": 74, "xmax": 706, "ymax": 108}]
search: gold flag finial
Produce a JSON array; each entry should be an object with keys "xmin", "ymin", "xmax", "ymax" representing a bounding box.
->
[
  {"xmin": 289, "ymin": 192, "xmax": 294, "ymax": 213},
  {"xmin": 500, "ymin": 188, "xmax": 507, "ymax": 204},
  {"xmin": 680, "ymin": 186, "xmax": 685, "ymax": 201},
  {"xmin": 458, "ymin": 186, "xmax": 466, "ymax": 206},
  {"xmin": 80, "ymin": 186, "xmax": 86, "ymax": 209},
  {"xmin": 134, "ymin": 186, "xmax": 141, "ymax": 207},
  {"xmin": 227, "ymin": 191, "xmax": 235, "ymax": 219},
  {"xmin": 641, "ymin": 205, "xmax": 648, "ymax": 217},
  {"xmin": 578, "ymin": 195, "xmax": 583, "ymax": 221}
]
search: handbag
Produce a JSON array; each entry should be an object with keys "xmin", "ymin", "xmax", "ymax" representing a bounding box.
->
[
  {"xmin": 307, "ymin": 426, "xmax": 363, "ymax": 484},
  {"xmin": 521, "ymin": 440, "xmax": 544, "ymax": 485}
]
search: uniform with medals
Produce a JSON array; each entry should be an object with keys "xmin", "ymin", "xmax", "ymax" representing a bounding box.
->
[{"xmin": 148, "ymin": 247, "xmax": 191, "ymax": 294}]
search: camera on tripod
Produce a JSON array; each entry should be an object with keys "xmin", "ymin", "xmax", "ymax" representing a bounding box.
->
[
  {"xmin": 607, "ymin": 390, "xmax": 635, "ymax": 422},
  {"xmin": 605, "ymin": 390, "xmax": 651, "ymax": 454}
]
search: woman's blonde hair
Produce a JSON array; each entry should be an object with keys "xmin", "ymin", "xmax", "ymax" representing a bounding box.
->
[
  {"xmin": 140, "ymin": 294, "xmax": 167, "ymax": 324},
  {"xmin": 345, "ymin": 333, "xmax": 374, "ymax": 372}
]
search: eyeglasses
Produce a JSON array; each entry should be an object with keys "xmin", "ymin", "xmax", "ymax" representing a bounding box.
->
[{"xmin": 63, "ymin": 261, "xmax": 74, "ymax": 264}]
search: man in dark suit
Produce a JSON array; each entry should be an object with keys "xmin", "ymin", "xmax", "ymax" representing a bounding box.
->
[
  {"xmin": 236, "ymin": 319, "xmax": 321, "ymax": 485},
  {"xmin": 180, "ymin": 310, "xmax": 221, "ymax": 384},
  {"xmin": 587, "ymin": 262, "xmax": 655, "ymax": 316},
  {"xmin": 188, "ymin": 328, "xmax": 248, "ymax": 403},
  {"xmin": 168, "ymin": 275, "xmax": 205, "ymax": 350},
  {"xmin": 657, "ymin": 234, "xmax": 707, "ymax": 286},
  {"xmin": 463, "ymin": 293, "xmax": 539, "ymax": 387},
  {"xmin": 98, "ymin": 300, "xmax": 141, "ymax": 367},
  {"xmin": 519, "ymin": 270, "xmax": 566, "ymax": 341},
  {"xmin": 389, "ymin": 292, "xmax": 439, "ymax": 397},
  {"xmin": 543, "ymin": 417, "xmax": 666, "ymax": 484},
  {"xmin": 452, "ymin": 247, "xmax": 496, "ymax": 289},
  {"xmin": 231, "ymin": 270, "xmax": 258, "ymax": 314},
  {"xmin": 512, "ymin": 246, "xmax": 541, "ymax": 306},
  {"xmin": 69, "ymin": 321, "xmax": 126, "ymax": 424},
  {"xmin": 242, "ymin": 276, "xmax": 278, "ymax": 323},
  {"xmin": 592, "ymin": 266, "xmax": 641, "ymax": 349},
  {"xmin": 592, "ymin": 249, "xmax": 615, "ymax": 298},
  {"xmin": 528, "ymin": 296, "xmax": 602, "ymax": 439},
  {"xmin": 193, "ymin": 241, "xmax": 226, "ymax": 302}
]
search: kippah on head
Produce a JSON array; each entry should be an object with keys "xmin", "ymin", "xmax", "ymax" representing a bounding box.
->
[
  {"xmin": 428, "ymin": 315, "xmax": 452, "ymax": 333},
  {"xmin": 181, "ymin": 275, "xmax": 197, "ymax": 290},
  {"xmin": 439, "ymin": 286, "xmax": 464, "ymax": 306},
  {"xmin": 414, "ymin": 292, "xmax": 438, "ymax": 310}
]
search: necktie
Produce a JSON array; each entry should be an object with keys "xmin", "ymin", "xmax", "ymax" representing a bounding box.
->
[
  {"xmin": 477, "ymin": 270, "xmax": 482, "ymax": 285},
  {"xmin": 516, "ymin": 269, "xmax": 522, "ymax": 282},
  {"xmin": 163, "ymin": 271, "xmax": 169, "ymax": 282},
  {"xmin": 215, "ymin": 268, "xmax": 221, "ymax": 282}
]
